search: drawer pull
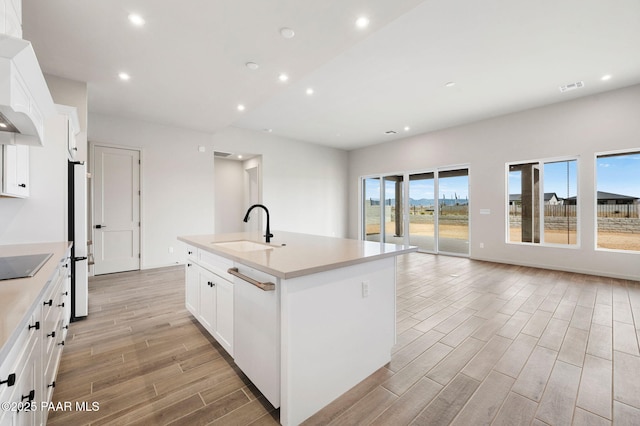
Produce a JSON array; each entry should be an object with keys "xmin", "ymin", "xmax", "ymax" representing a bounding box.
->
[
  {"xmin": 58, "ymin": 341, "xmax": 65, "ymax": 346},
  {"xmin": 58, "ymin": 302, "xmax": 65, "ymax": 308},
  {"xmin": 227, "ymin": 267, "xmax": 275, "ymax": 291},
  {"xmin": 0, "ymin": 373, "xmax": 16, "ymax": 387},
  {"xmin": 44, "ymin": 299, "xmax": 53, "ymax": 306},
  {"xmin": 47, "ymin": 331, "xmax": 56, "ymax": 338},
  {"xmin": 21, "ymin": 390, "xmax": 35, "ymax": 402},
  {"xmin": 48, "ymin": 381, "xmax": 56, "ymax": 389},
  {"xmin": 28, "ymin": 321, "xmax": 40, "ymax": 331},
  {"xmin": 208, "ymin": 281, "xmax": 215, "ymax": 287}
]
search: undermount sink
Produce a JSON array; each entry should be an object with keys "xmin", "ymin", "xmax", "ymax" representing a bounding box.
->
[{"xmin": 212, "ymin": 240, "xmax": 279, "ymax": 252}]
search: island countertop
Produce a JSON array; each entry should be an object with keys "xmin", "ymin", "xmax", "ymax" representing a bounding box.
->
[{"xmin": 178, "ymin": 231, "xmax": 417, "ymax": 279}]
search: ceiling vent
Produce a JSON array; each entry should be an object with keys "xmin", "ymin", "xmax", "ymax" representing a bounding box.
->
[
  {"xmin": 559, "ymin": 81, "xmax": 585, "ymax": 93},
  {"xmin": 214, "ymin": 151, "xmax": 232, "ymax": 158}
]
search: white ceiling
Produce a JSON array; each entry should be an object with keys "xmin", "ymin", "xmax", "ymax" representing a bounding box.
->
[{"xmin": 23, "ymin": 0, "xmax": 640, "ymax": 151}]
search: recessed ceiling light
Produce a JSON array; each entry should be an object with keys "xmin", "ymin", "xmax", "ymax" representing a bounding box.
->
[
  {"xmin": 237, "ymin": 104, "xmax": 245, "ymax": 111},
  {"xmin": 278, "ymin": 73, "xmax": 289, "ymax": 82},
  {"xmin": 280, "ymin": 27, "xmax": 295, "ymax": 39},
  {"xmin": 128, "ymin": 13, "xmax": 145, "ymax": 26},
  {"xmin": 355, "ymin": 16, "xmax": 370, "ymax": 29},
  {"xmin": 245, "ymin": 62, "xmax": 259, "ymax": 70},
  {"xmin": 237, "ymin": 155, "xmax": 243, "ymax": 159},
  {"xmin": 601, "ymin": 74, "xmax": 612, "ymax": 81},
  {"xmin": 306, "ymin": 88, "xmax": 314, "ymax": 95},
  {"xmin": 404, "ymin": 126, "xmax": 410, "ymax": 131},
  {"xmin": 445, "ymin": 81, "xmax": 456, "ymax": 87},
  {"xmin": 118, "ymin": 72, "xmax": 131, "ymax": 81},
  {"xmin": 0, "ymin": 123, "xmax": 7, "ymax": 128}
]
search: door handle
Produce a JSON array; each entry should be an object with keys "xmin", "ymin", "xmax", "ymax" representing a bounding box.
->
[{"xmin": 95, "ymin": 224, "xmax": 107, "ymax": 229}]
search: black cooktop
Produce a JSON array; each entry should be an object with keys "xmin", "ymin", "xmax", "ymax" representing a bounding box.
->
[{"xmin": 0, "ymin": 253, "xmax": 53, "ymax": 281}]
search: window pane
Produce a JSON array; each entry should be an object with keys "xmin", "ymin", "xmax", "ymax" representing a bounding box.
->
[
  {"xmin": 409, "ymin": 172, "xmax": 435, "ymax": 251},
  {"xmin": 596, "ymin": 151, "xmax": 640, "ymax": 251},
  {"xmin": 363, "ymin": 178, "xmax": 381, "ymax": 242},
  {"xmin": 543, "ymin": 160, "xmax": 577, "ymax": 245},
  {"xmin": 438, "ymin": 169, "xmax": 469, "ymax": 254},
  {"xmin": 383, "ymin": 175, "xmax": 404, "ymax": 244}
]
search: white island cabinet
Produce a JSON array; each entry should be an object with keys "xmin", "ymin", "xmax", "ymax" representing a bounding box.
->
[{"xmin": 178, "ymin": 231, "xmax": 416, "ymax": 425}]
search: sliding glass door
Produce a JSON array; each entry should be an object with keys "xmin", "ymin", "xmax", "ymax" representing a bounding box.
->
[
  {"xmin": 363, "ymin": 177, "xmax": 381, "ymax": 242},
  {"xmin": 363, "ymin": 167, "xmax": 469, "ymax": 256},
  {"xmin": 409, "ymin": 172, "xmax": 435, "ymax": 251},
  {"xmin": 437, "ymin": 169, "xmax": 469, "ymax": 255}
]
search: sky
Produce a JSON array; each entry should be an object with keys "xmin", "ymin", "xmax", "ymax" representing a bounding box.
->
[{"xmin": 597, "ymin": 153, "xmax": 640, "ymax": 198}]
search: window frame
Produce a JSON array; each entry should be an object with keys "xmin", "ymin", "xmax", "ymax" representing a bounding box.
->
[
  {"xmin": 594, "ymin": 148, "xmax": 640, "ymax": 253},
  {"xmin": 505, "ymin": 155, "xmax": 580, "ymax": 248}
]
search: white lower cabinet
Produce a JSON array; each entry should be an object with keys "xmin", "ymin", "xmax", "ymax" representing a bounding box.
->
[
  {"xmin": 0, "ymin": 252, "xmax": 70, "ymax": 426},
  {"xmin": 184, "ymin": 247, "xmax": 234, "ymax": 356},
  {"xmin": 183, "ymin": 246, "xmax": 281, "ymax": 408}
]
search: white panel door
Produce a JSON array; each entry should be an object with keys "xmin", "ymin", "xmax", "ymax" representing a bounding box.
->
[{"xmin": 93, "ymin": 146, "xmax": 140, "ymax": 275}]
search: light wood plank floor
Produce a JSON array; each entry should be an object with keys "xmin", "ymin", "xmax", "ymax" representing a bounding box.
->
[{"xmin": 48, "ymin": 254, "xmax": 640, "ymax": 425}]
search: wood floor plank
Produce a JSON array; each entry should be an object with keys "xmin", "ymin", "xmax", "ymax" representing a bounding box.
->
[
  {"xmin": 577, "ymin": 354, "xmax": 613, "ymax": 420},
  {"xmin": 511, "ymin": 346, "xmax": 558, "ymax": 402},
  {"xmin": 410, "ymin": 374, "xmax": 480, "ymax": 426},
  {"xmin": 491, "ymin": 392, "xmax": 538, "ymax": 426},
  {"xmin": 370, "ymin": 378, "xmax": 442, "ymax": 425},
  {"xmin": 613, "ymin": 351, "xmax": 640, "ymax": 409},
  {"xmin": 450, "ymin": 370, "xmax": 514, "ymax": 426},
  {"xmin": 535, "ymin": 360, "xmax": 582, "ymax": 425}
]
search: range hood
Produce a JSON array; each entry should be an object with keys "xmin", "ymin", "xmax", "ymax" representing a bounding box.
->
[{"xmin": 0, "ymin": 35, "xmax": 54, "ymax": 146}]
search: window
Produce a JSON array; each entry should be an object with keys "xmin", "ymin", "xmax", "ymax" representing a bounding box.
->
[
  {"xmin": 507, "ymin": 158, "xmax": 578, "ymax": 245},
  {"xmin": 362, "ymin": 166, "xmax": 469, "ymax": 256},
  {"xmin": 596, "ymin": 150, "xmax": 640, "ymax": 252}
]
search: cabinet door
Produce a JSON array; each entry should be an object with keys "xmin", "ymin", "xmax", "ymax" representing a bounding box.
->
[
  {"xmin": 214, "ymin": 278, "xmax": 233, "ymax": 356},
  {"xmin": 199, "ymin": 269, "xmax": 217, "ymax": 335},
  {"xmin": 2, "ymin": 144, "xmax": 29, "ymax": 197},
  {"xmin": 185, "ymin": 262, "xmax": 200, "ymax": 316}
]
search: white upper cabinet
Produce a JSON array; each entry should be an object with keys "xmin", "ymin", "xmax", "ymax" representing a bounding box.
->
[
  {"xmin": 1, "ymin": 143, "xmax": 29, "ymax": 197},
  {"xmin": 55, "ymin": 104, "xmax": 80, "ymax": 159}
]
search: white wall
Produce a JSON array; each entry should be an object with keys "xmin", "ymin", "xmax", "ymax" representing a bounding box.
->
[
  {"xmin": 211, "ymin": 126, "xmax": 349, "ymax": 238},
  {"xmin": 0, "ymin": 114, "xmax": 68, "ymax": 244},
  {"xmin": 348, "ymin": 84, "xmax": 640, "ymax": 281},
  {"xmin": 214, "ymin": 157, "xmax": 245, "ymax": 233},
  {"xmin": 89, "ymin": 115, "xmax": 349, "ymax": 268}
]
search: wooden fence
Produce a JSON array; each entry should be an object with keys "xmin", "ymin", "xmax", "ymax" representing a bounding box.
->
[{"xmin": 509, "ymin": 204, "xmax": 639, "ymax": 218}]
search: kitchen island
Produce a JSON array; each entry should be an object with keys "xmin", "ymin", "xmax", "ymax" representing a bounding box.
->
[{"xmin": 178, "ymin": 231, "xmax": 416, "ymax": 425}]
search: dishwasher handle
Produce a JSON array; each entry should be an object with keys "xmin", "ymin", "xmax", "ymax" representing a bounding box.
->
[{"xmin": 227, "ymin": 267, "xmax": 275, "ymax": 291}]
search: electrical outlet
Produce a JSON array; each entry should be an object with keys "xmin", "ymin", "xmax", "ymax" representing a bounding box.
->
[
  {"xmin": 362, "ymin": 281, "xmax": 370, "ymax": 298},
  {"xmin": 168, "ymin": 246, "xmax": 174, "ymax": 254},
  {"xmin": 479, "ymin": 242, "xmax": 484, "ymax": 249}
]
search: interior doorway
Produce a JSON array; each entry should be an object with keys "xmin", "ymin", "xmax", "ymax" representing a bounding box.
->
[{"xmin": 91, "ymin": 144, "xmax": 141, "ymax": 275}]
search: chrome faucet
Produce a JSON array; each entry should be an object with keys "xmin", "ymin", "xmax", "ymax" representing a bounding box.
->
[{"xmin": 243, "ymin": 204, "xmax": 273, "ymax": 243}]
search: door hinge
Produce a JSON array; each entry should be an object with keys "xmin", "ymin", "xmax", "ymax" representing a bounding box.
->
[
  {"xmin": 138, "ymin": 253, "xmax": 141, "ymax": 258},
  {"xmin": 138, "ymin": 159, "xmax": 141, "ymax": 164}
]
